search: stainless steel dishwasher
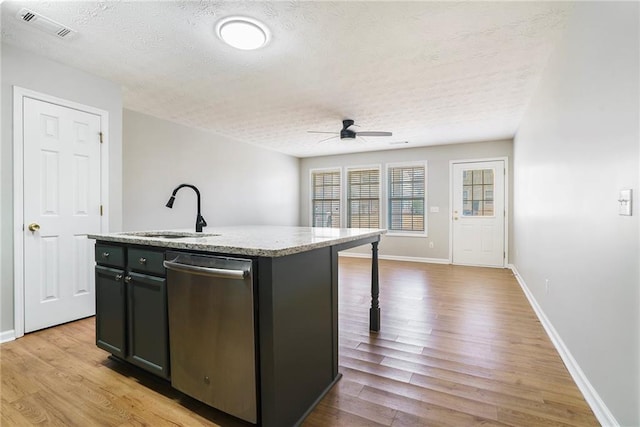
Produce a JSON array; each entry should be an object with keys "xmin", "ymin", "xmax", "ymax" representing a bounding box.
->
[{"xmin": 164, "ymin": 251, "xmax": 257, "ymax": 423}]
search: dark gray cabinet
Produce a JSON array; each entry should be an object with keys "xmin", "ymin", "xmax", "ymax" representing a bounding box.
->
[
  {"xmin": 126, "ymin": 271, "xmax": 168, "ymax": 378},
  {"xmin": 95, "ymin": 265, "xmax": 126, "ymax": 359},
  {"xmin": 95, "ymin": 243, "xmax": 169, "ymax": 379}
]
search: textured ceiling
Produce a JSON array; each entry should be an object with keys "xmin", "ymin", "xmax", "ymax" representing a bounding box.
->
[{"xmin": 1, "ymin": 1, "xmax": 571, "ymax": 158}]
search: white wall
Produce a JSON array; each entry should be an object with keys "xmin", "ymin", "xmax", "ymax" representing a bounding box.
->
[
  {"xmin": 1, "ymin": 43, "xmax": 123, "ymax": 335},
  {"xmin": 300, "ymin": 140, "xmax": 513, "ymax": 261},
  {"xmin": 123, "ymin": 110, "xmax": 299, "ymax": 231},
  {"xmin": 513, "ymin": 2, "xmax": 639, "ymax": 425}
]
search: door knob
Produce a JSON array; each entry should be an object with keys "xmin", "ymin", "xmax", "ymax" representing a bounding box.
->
[{"xmin": 28, "ymin": 223, "xmax": 40, "ymax": 232}]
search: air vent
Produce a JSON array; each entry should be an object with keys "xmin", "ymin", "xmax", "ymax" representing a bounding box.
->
[
  {"xmin": 22, "ymin": 11, "xmax": 36, "ymax": 22},
  {"xmin": 16, "ymin": 8, "xmax": 76, "ymax": 39}
]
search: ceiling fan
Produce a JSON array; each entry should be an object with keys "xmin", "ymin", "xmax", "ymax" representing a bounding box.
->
[{"xmin": 308, "ymin": 119, "xmax": 392, "ymax": 142}]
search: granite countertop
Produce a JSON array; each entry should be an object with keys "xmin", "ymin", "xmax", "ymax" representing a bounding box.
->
[{"xmin": 88, "ymin": 225, "xmax": 386, "ymax": 257}]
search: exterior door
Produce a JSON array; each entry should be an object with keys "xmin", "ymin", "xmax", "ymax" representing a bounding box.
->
[
  {"xmin": 452, "ymin": 160, "xmax": 505, "ymax": 267},
  {"xmin": 23, "ymin": 97, "xmax": 102, "ymax": 332}
]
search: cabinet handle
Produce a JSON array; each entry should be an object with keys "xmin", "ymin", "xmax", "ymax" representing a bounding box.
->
[
  {"xmin": 115, "ymin": 274, "xmax": 123, "ymax": 281},
  {"xmin": 102, "ymin": 252, "xmax": 110, "ymax": 258},
  {"xmin": 124, "ymin": 276, "xmax": 132, "ymax": 284},
  {"xmin": 139, "ymin": 257, "xmax": 147, "ymax": 265}
]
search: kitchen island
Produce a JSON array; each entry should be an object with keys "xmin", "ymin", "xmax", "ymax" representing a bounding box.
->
[{"xmin": 89, "ymin": 226, "xmax": 385, "ymax": 426}]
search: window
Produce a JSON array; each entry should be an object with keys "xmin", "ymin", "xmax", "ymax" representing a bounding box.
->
[
  {"xmin": 388, "ymin": 164, "xmax": 426, "ymax": 233},
  {"xmin": 311, "ymin": 170, "xmax": 341, "ymax": 227},
  {"xmin": 310, "ymin": 162, "xmax": 427, "ymax": 232},
  {"xmin": 347, "ymin": 168, "xmax": 380, "ymax": 228},
  {"xmin": 462, "ymin": 169, "xmax": 494, "ymax": 216}
]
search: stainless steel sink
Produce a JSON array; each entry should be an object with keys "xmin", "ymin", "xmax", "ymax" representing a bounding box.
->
[{"xmin": 123, "ymin": 231, "xmax": 221, "ymax": 239}]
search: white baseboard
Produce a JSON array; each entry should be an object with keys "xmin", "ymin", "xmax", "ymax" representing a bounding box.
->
[
  {"xmin": 509, "ymin": 265, "xmax": 619, "ymax": 427},
  {"xmin": 0, "ymin": 330, "xmax": 16, "ymax": 344},
  {"xmin": 339, "ymin": 252, "xmax": 450, "ymax": 265}
]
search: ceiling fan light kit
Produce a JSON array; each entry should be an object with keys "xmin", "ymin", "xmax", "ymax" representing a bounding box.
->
[{"xmin": 340, "ymin": 120, "xmax": 357, "ymax": 139}]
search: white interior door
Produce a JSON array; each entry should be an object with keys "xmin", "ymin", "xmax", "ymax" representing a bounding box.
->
[
  {"xmin": 23, "ymin": 97, "xmax": 102, "ymax": 332},
  {"xmin": 452, "ymin": 160, "xmax": 505, "ymax": 267}
]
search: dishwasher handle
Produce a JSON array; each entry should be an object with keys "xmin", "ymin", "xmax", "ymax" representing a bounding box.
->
[{"xmin": 163, "ymin": 259, "xmax": 248, "ymax": 280}]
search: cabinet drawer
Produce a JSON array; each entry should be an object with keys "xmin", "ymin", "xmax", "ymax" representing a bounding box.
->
[
  {"xmin": 95, "ymin": 243, "xmax": 125, "ymax": 268},
  {"xmin": 128, "ymin": 248, "xmax": 165, "ymax": 276}
]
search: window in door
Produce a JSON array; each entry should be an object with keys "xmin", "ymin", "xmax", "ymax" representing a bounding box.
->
[
  {"xmin": 388, "ymin": 163, "xmax": 426, "ymax": 234},
  {"xmin": 347, "ymin": 167, "xmax": 380, "ymax": 228},
  {"xmin": 462, "ymin": 169, "xmax": 494, "ymax": 216},
  {"xmin": 311, "ymin": 170, "xmax": 341, "ymax": 227}
]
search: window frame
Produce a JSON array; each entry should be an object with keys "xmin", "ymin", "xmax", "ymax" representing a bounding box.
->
[
  {"xmin": 385, "ymin": 161, "xmax": 428, "ymax": 237},
  {"xmin": 345, "ymin": 165, "xmax": 382, "ymax": 229},
  {"xmin": 309, "ymin": 167, "xmax": 342, "ymax": 228}
]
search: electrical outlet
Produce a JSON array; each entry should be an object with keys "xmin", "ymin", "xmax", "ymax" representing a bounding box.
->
[
  {"xmin": 545, "ymin": 279, "xmax": 550, "ymax": 294},
  {"xmin": 429, "ymin": 241, "xmax": 434, "ymax": 249}
]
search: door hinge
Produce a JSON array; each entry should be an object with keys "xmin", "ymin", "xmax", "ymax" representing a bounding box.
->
[
  {"xmin": 100, "ymin": 205, "xmax": 103, "ymax": 216},
  {"xmin": 99, "ymin": 132, "xmax": 103, "ymax": 144}
]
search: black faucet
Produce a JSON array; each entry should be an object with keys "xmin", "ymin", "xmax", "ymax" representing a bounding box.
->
[{"xmin": 165, "ymin": 184, "xmax": 207, "ymax": 232}]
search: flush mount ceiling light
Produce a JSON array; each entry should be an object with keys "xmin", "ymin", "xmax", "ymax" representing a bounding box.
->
[{"xmin": 217, "ymin": 17, "xmax": 269, "ymax": 50}]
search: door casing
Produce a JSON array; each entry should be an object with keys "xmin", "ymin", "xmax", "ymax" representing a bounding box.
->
[
  {"xmin": 449, "ymin": 157, "xmax": 509, "ymax": 267},
  {"xmin": 13, "ymin": 86, "xmax": 110, "ymax": 339}
]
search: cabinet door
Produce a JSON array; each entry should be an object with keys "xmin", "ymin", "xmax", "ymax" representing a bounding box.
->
[
  {"xmin": 95, "ymin": 265, "xmax": 126, "ymax": 359},
  {"xmin": 127, "ymin": 271, "xmax": 169, "ymax": 379}
]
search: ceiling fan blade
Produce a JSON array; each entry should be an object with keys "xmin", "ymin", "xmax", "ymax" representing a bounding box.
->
[
  {"xmin": 317, "ymin": 135, "xmax": 338, "ymax": 143},
  {"xmin": 356, "ymin": 131, "xmax": 393, "ymax": 137},
  {"xmin": 307, "ymin": 131, "xmax": 338, "ymax": 134}
]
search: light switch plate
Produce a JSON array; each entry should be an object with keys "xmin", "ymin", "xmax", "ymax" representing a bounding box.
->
[
  {"xmin": 619, "ymin": 189, "xmax": 632, "ymax": 216},
  {"xmin": 429, "ymin": 206, "xmax": 439, "ymax": 213}
]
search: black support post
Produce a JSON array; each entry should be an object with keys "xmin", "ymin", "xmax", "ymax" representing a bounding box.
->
[{"xmin": 369, "ymin": 241, "xmax": 380, "ymax": 332}]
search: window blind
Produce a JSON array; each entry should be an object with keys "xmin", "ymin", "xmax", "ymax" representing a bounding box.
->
[
  {"xmin": 388, "ymin": 165, "xmax": 425, "ymax": 232},
  {"xmin": 347, "ymin": 168, "xmax": 380, "ymax": 228},
  {"xmin": 311, "ymin": 170, "xmax": 341, "ymax": 227}
]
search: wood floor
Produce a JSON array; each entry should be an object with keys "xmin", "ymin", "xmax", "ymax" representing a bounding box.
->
[{"xmin": 1, "ymin": 258, "xmax": 598, "ymax": 426}]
